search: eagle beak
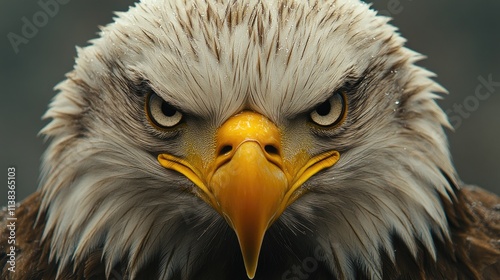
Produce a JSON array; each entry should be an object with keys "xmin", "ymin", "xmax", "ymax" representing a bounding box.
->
[{"xmin": 158, "ymin": 111, "xmax": 339, "ymax": 279}]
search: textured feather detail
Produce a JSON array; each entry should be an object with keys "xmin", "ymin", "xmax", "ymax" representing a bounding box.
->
[{"xmin": 3, "ymin": 0, "xmax": 499, "ymax": 279}]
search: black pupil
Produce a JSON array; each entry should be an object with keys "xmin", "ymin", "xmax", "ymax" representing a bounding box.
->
[
  {"xmin": 161, "ymin": 102, "xmax": 177, "ymax": 117},
  {"xmin": 315, "ymin": 100, "xmax": 331, "ymax": 116}
]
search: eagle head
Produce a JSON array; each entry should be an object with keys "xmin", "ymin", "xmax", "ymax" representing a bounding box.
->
[{"xmin": 39, "ymin": 0, "xmax": 456, "ymax": 279}]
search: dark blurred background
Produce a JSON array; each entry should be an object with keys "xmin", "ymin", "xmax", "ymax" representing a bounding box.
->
[{"xmin": 1, "ymin": 0, "xmax": 499, "ymax": 207}]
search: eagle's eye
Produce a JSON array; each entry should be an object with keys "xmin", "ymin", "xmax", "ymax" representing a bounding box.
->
[
  {"xmin": 145, "ymin": 92, "xmax": 183, "ymax": 129},
  {"xmin": 310, "ymin": 91, "xmax": 347, "ymax": 127}
]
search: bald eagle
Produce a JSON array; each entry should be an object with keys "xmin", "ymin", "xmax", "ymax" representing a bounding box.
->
[{"xmin": 1, "ymin": 0, "xmax": 499, "ymax": 279}]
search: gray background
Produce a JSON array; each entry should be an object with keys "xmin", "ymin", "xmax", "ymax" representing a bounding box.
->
[{"xmin": 1, "ymin": 0, "xmax": 499, "ymax": 207}]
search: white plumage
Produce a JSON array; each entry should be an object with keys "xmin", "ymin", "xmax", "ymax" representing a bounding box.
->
[{"xmin": 2, "ymin": 1, "xmax": 498, "ymax": 280}]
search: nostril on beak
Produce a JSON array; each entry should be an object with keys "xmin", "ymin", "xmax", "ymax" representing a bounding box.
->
[
  {"xmin": 219, "ymin": 145, "xmax": 233, "ymax": 156},
  {"xmin": 264, "ymin": 144, "xmax": 280, "ymax": 156}
]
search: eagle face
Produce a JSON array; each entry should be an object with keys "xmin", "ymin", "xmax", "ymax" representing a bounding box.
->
[{"xmin": 40, "ymin": 0, "xmax": 457, "ymax": 279}]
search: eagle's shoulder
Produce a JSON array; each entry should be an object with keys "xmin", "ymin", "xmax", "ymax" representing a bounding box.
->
[
  {"xmin": 1, "ymin": 192, "xmax": 48, "ymax": 279},
  {"xmin": 433, "ymin": 185, "xmax": 500, "ymax": 280},
  {"xmin": 456, "ymin": 186, "xmax": 500, "ymax": 279},
  {"xmin": 0, "ymin": 192, "xmax": 156, "ymax": 280},
  {"xmin": 460, "ymin": 186, "xmax": 500, "ymax": 234},
  {"xmin": 382, "ymin": 185, "xmax": 500, "ymax": 280}
]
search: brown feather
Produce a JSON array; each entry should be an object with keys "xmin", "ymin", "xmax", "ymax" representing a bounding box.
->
[{"xmin": 454, "ymin": 186, "xmax": 500, "ymax": 279}]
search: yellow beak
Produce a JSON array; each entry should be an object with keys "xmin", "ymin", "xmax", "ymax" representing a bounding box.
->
[{"xmin": 158, "ymin": 111, "xmax": 339, "ymax": 279}]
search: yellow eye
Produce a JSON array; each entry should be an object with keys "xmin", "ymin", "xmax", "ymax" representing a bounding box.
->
[
  {"xmin": 145, "ymin": 92, "xmax": 183, "ymax": 129},
  {"xmin": 310, "ymin": 91, "xmax": 347, "ymax": 127}
]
